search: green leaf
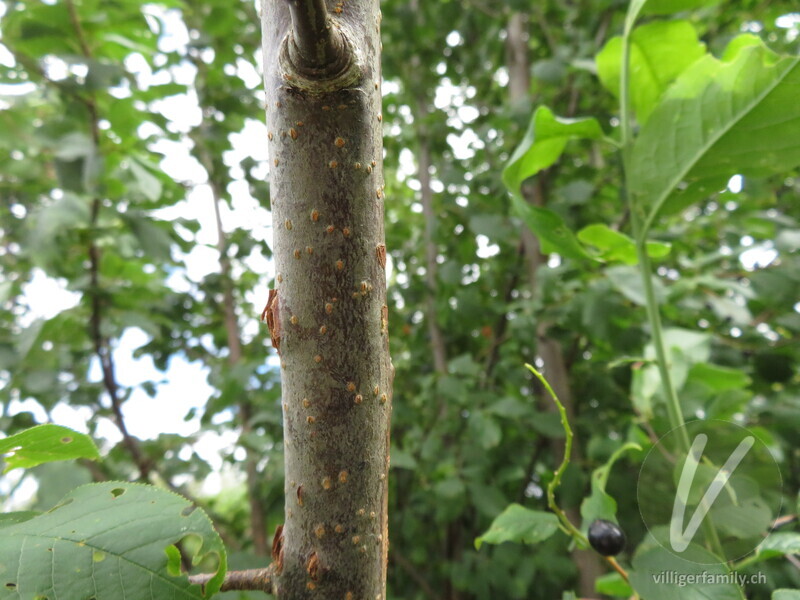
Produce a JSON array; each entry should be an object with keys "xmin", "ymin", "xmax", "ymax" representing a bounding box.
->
[
  {"xmin": 595, "ymin": 572, "xmax": 634, "ymax": 597},
  {"xmin": 27, "ymin": 193, "xmax": 91, "ymax": 263},
  {"xmin": 510, "ymin": 195, "xmax": 593, "ymax": 261},
  {"xmin": 16, "ymin": 318, "xmax": 45, "ymax": 364},
  {"xmin": 632, "ymin": 329, "xmax": 710, "ymax": 418},
  {"xmin": 596, "ymin": 20, "xmax": 706, "ymax": 124},
  {"xmin": 475, "ymin": 503, "xmax": 560, "ymax": 550},
  {"xmin": 529, "ymin": 411, "xmax": 567, "ymax": 439},
  {"xmin": 0, "ymin": 512, "xmax": 39, "ymax": 528},
  {"xmin": 390, "ymin": 446, "xmax": 417, "ymax": 470},
  {"xmin": 578, "ymin": 223, "xmax": 671, "ymax": 264},
  {"xmin": 0, "ymin": 425, "xmax": 100, "ymax": 472},
  {"xmin": 686, "ymin": 362, "xmax": 751, "ymax": 393},
  {"xmin": 774, "ymin": 590, "xmax": 800, "ymax": 600},
  {"xmin": 502, "ymin": 106, "xmax": 605, "ymax": 194},
  {"xmin": 0, "ymin": 482, "xmax": 227, "ymax": 599},
  {"xmin": 129, "ymin": 157, "xmax": 163, "ymax": 202},
  {"xmin": 122, "ymin": 212, "xmax": 174, "ymax": 261},
  {"xmin": 751, "ymin": 532, "xmax": 800, "ymax": 563},
  {"xmin": 469, "ymin": 412, "xmax": 502, "ymax": 450},
  {"xmin": 434, "ymin": 477, "xmax": 465, "ymax": 500},
  {"xmin": 468, "ymin": 214, "xmax": 513, "ymax": 241},
  {"xmin": 606, "ymin": 265, "xmax": 666, "ymax": 305},
  {"xmin": 642, "ymin": 0, "xmax": 723, "ymax": 14},
  {"xmin": 53, "ymin": 132, "xmax": 94, "ymax": 161},
  {"xmin": 580, "ymin": 442, "xmax": 641, "ymax": 529},
  {"xmin": 629, "ymin": 543, "xmax": 745, "ymax": 599},
  {"xmin": 630, "ymin": 40, "xmax": 800, "ymax": 231}
]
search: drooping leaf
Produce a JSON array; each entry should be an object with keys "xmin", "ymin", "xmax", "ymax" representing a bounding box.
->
[
  {"xmin": 596, "ymin": 20, "xmax": 706, "ymax": 124},
  {"xmin": 0, "ymin": 482, "xmax": 227, "ymax": 599},
  {"xmin": 510, "ymin": 195, "xmax": 593, "ymax": 261},
  {"xmin": 502, "ymin": 106, "xmax": 606, "ymax": 194},
  {"xmin": 0, "ymin": 424, "xmax": 100, "ymax": 472},
  {"xmin": 578, "ymin": 223, "xmax": 671, "ymax": 264},
  {"xmin": 630, "ymin": 40, "xmax": 800, "ymax": 230},
  {"xmin": 475, "ymin": 503, "xmax": 560, "ymax": 550},
  {"xmin": 580, "ymin": 442, "xmax": 641, "ymax": 529},
  {"xmin": 53, "ymin": 132, "xmax": 94, "ymax": 161},
  {"xmin": 122, "ymin": 212, "xmax": 174, "ymax": 261}
]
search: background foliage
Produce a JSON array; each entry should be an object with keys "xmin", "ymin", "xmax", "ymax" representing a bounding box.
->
[{"xmin": 0, "ymin": 1, "xmax": 798, "ymax": 598}]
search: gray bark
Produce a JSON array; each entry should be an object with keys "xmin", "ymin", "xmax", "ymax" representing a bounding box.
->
[{"xmin": 262, "ymin": 1, "xmax": 392, "ymax": 598}]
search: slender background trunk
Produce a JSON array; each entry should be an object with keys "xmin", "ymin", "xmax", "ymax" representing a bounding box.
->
[
  {"xmin": 261, "ymin": 1, "xmax": 392, "ymax": 597},
  {"xmin": 505, "ymin": 12, "xmax": 602, "ymax": 598}
]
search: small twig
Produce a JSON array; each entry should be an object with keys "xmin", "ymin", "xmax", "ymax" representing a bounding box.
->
[
  {"xmin": 189, "ymin": 565, "xmax": 276, "ymax": 594},
  {"xmin": 606, "ymin": 556, "xmax": 631, "ymax": 584},
  {"xmin": 772, "ymin": 514, "xmax": 797, "ymax": 528},
  {"xmin": 65, "ymin": 0, "xmax": 92, "ymax": 58}
]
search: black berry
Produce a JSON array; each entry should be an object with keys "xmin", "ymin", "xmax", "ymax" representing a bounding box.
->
[{"xmin": 588, "ymin": 519, "xmax": 626, "ymax": 556}]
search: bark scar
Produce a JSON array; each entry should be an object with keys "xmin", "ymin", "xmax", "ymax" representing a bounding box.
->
[
  {"xmin": 376, "ymin": 243, "xmax": 386, "ymax": 268},
  {"xmin": 262, "ymin": 289, "xmax": 281, "ymax": 354},
  {"xmin": 271, "ymin": 524, "xmax": 284, "ymax": 574},
  {"xmin": 306, "ymin": 552, "xmax": 320, "ymax": 580},
  {"xmin": 381, "ymin": 304, "xmax": 389, "ymax": 336}
]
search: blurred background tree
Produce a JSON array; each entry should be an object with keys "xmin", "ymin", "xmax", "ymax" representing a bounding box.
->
[{"xmin": 0, "ymin": 1, "xmax": 798, "ymax": 598}]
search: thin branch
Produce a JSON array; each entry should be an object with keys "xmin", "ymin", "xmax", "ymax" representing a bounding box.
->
[
  {"xmin": 532, "ymin": 4, "xmax": 559, "ymax": 57},
  {"xmin": 416, "ymin": 96, "xmax": 447, "ymax": 375},
  {"xmin": 88, "ymin": 202, "xmax": 152, "ymax": 481},
  {"xmin": 193, "ymin": 124, "xmax": 269, "ymax": 556},
  {"xmin": 284, "ymin": 0, "xmax": 346, "ymax": 72},
  {"xmin": 65, "ymin": 1, "xmax": 152, "ymax": 481},
  {"xmin": 481, "ymin": 240, "xmax": 525, "ymax": 385},
  {"xmin": 390, "ymin": 551, "xmax": 439, "ymax": 600},
  {"xmin": 605, "ymin": 556, "xmax": 631, "ymax": 584},
  {"xmin": 65, "ymin": 0, "xmax": 92, "ymax": 59},
  {"xmin": 189, "ymin": 565, "xmax": 276, "ymax": 594}
]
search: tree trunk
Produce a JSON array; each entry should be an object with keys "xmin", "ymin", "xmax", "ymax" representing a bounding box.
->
[
  {"xmin": 505, "ymin": 12, "xmax": 603, "ymax": 598},
  {"xmin": 261, "ymin": 1, "xmax": 392, "ymax": 598}
]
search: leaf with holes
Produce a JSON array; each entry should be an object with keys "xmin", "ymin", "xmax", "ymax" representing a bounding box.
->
[
  {"xmin": 0, "ymin": 425, "xmax": 100, "ymax": 473},
  {"xmin": 0, "ymin": 482, "xmax": 226, "ymax": 599}
]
